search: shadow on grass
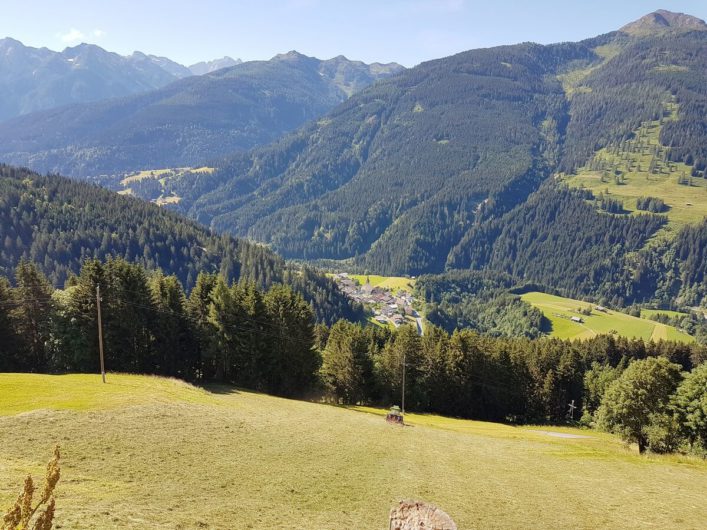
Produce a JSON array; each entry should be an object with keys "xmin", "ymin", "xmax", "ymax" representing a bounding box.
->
[{"xmin": 199, "ymin": 383, "xmax": 241, "ymax": 395}]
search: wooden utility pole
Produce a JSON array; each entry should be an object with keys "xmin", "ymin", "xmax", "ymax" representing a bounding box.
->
[
  {"xmin": 96, "ymin": 285, "xmax": 106, "ymax": 383},
  {"xmin": 401, "ymin": 350, "xmax": 406, "ymax": 417}
]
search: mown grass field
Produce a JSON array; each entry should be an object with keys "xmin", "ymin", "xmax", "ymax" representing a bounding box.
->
[
  {"xmin": 349, "ymin": 274, "xmax": 415, "ymax": 293},
  {"xmin": 1, "ymin": 374, "xmax": 706, "ymax": 529},
  {"xmin": 521, "ymin": 292, "xmax": 694, "ymax": 343}
]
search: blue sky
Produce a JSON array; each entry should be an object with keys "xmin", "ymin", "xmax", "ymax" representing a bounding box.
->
[{"xmin": 2, "ymin": 1, "xmax": 706, "ymax": 66}]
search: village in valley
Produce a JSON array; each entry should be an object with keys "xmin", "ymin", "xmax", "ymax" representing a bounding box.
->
[{"xmin": 331, "ymin": 273, "xmax": 424, "ymax": 334}]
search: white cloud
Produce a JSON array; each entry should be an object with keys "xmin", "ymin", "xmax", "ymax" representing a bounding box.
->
[
  {"xmin": 59, "ymin": 28, "xmax": 85, "ymax": 44},
  {"xmin": 57, "ymin": 28, "xmax": 105, "ymax": 45}
]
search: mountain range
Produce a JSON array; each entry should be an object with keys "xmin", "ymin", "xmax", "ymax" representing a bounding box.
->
[
  {"xmin": 167, "ymin": 10, "xmax": 705, "ymax": 309},
  {"xmin": 0, "ymin": 38, "xmax": 201, "ymax": 120},
  {"xmin": 0, "ymin": 48, "xmax": 403, "ymax": 176},
  {"xmin": 0, "ymin": 10, "xmax": 704, "ymax": 318}
]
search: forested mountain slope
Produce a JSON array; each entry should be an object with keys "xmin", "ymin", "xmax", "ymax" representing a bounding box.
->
[
  {"xmin": 0, "ymin": 52, "xmax": 402, "ymax": 177},
  {"xmin": 178, "ymin": 11, "xmax": 707, "ymax": 296},
  {"xmin": 181, "ymin": 41, "xmax": 594, "ymax": 271},
  {"xmin": 0, "ymin": 165, "xmax": 362, "ymax": 324}
]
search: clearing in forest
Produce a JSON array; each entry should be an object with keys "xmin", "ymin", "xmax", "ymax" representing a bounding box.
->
[{"xmin": 521, "ymin": 291, "xmax": 694, "ymax": 343}]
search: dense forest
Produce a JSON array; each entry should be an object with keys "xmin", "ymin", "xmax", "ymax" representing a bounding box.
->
[
  {"xmin": 180, "ymin": 41, "xmax": 594, "ymax": 271},
  {"xmin": 0, "ymin": 165, "xmax": 363, "ymax": 325},
  {"xmin": 561, "ymin": 32, "xmax": 707, "ymax": 176},
  {"xmin": 1, "ymin": 258, "xmax": 705, "ymax": 455},
  {"xmin": 446, "ymin": 186, "xmax": 667, "ymax": 304},
  {"xmin": 0, "ymin": 259, "xmax": 320, "ymax": 396},
  {"xmin": 414, "ymin": 271, "xmax": 548, "ymax": 338}
]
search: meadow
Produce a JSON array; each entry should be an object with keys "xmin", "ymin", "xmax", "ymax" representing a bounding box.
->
[
  {"xmin": 521, "ymin": 292, "xmax": 694, "ymax": 343},
  {"xmin": 1, "ymin": 373, "xmax": 706, "ymax": 529},
  {"xmin": 349, "ymin": 274, "xmax": 415, "ymax": 293},
  {"xmin": 563, "ymin": 102, "xmax": 707, "ymax": 244}
]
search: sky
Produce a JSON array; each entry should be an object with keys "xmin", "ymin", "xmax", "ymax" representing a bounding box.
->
[{"xmin": 1, "ymin": 1, "xmax": 706, "ymax": 67}]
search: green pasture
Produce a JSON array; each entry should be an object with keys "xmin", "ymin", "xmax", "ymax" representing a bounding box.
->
[{"xmin": 1, "ymin": 373, "xmax": 706, "ymax": 529}]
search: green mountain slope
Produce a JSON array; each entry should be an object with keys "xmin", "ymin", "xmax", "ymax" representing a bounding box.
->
[
  {"xmin": 183, "ymin": 41, "xmax": 595, "ymax": 270},
  {"xmin": 179, "ymin": 12, "xmax": 707, "ymax": 285},
  {"xmin": 0, "ymin": 165, "xmax": 362, "ymax": 324},
  {"xmin": 0, "ymin": 52, "xmax": 402, "ymax": 177}
]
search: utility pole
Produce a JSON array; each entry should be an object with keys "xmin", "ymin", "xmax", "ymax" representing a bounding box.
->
[
  {"xmin": 96, "ymin": 285, "xmax": 106, "ymax": 383},
  {"xmin": 568, "ymin": 399, "xmax": 576, "ymax": 420},
  {"xmin": 401, "ymin": 350, "xmax": 406, "ymax": 417}
]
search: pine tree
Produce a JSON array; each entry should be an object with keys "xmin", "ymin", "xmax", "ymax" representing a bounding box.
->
[
  {"xmin": 263, "ymin": 285, "xmax": 318, "ymax": 397},
  {"xmin": 12, "ymin": 261, "xmax": 53, "ymax": 371},
  {"xmin": 0, "ymin": 277, "xmax": 20, "ymax": 370},
  {"xmin": 320, "ymin": 321, "xmax": 372, "ymax": 404}
]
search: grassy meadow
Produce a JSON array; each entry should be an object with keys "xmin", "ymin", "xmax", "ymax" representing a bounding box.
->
[
  {"xmin": 119, "ymin": 167, "xmax": 215, "ymax": 204},
  {"xmin": 120, "ymin": 167, "xmax": 214, "ymax": 186},
  {"xmin": 563, "ymin": 103, "xmax": 707, "ymax": 245},
  {"xmin": 349, "ymin": 274, "xmax": 415, "ymax": 293},
  {"xmin": 521, "ymin": 292, "xmax": 694, "ymax": 343},
  {"xmin": 1, "ymin": 373, "xmax": 707, "ymax": 529}
]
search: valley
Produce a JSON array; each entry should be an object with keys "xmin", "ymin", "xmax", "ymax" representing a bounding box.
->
[
  {"xmin": 331, "ymin": 273, "xmax": 420, "ymax": 330},
  {"xmin": 1, "ymin": 7, "xmax": 707, "ymax": 530}
]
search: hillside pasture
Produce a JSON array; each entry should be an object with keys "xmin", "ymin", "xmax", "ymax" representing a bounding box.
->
[
  {"xmin": 349, "ymin": 274, "xmax": 415, "ymax": 293},
  {"xmin": 564, "ymin": 103, "xmax": 707, "ymax": 244},
  {"xmin": 1, "ymin": 373, "xmax": 706, "ymax": 529},
  {"xmin": 521, "ymin": 292, "xmax": 694, "ymax": 343}
]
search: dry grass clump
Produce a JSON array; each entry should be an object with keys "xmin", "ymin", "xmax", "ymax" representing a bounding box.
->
[{"xmin": 2, "ymin": 446, "xmax": 60, "ymax": 530}]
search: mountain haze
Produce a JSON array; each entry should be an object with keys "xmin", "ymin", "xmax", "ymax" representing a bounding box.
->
[
  {"xmin": 0, "ymin": 38, "xmax": 193, "ymax": 120},
  {"xmin": 0, "ymin": 52, "xmax": 404, "ymax": 176},
  {"xmin": 189, "ymin": 56, "xmax": 242, "ymax": 75}
]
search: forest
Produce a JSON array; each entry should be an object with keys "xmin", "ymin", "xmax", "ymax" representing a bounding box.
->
[
  {"xmin": 180, "ymin": 41, "xmax": 593, "ymax": 269},
  {"xmin": 0, "ymin": 165, "xmax": 363, "ymax": 325}
]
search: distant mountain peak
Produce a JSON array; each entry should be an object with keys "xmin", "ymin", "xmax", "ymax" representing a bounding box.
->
[
  {"xmin": 188, "ymin": 56, "xmax": 242, "ymax": 75},
  {"xmin": 620, "ymin": 9, "xmax": 707, "ymax": 36},
  {"xmin": 273, "ymin": 50, "xmax": 311, "ymax": 62}
]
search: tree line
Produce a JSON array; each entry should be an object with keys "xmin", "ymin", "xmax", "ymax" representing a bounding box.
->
[
  {"xmin": 2, "ymin": 257, "xmax": 705, "ymax": 455},
  {"xmin": 0, "ymin": 258, "xmax": 320, "ymax": 397},
  {"xmin": 319, "ymin": 320, "xmax": 707, "ymax": 455}
]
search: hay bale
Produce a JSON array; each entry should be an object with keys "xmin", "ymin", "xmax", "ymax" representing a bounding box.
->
[{"xmin": 389, "ymin": 500, "xmax": 457, "ymax": 530}]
